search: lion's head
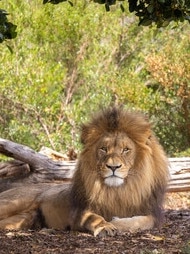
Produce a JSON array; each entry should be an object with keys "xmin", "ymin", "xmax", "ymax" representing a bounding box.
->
[
  {"xmin": 71, "ymin": 107, "xmax": 169, "ymax": 222},
  {"xmin": 95, "ymin": 131, "xmax": 136, "ymax": 187}
]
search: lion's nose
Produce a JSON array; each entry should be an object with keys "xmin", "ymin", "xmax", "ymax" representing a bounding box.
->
[{"xmin": 106, "ymin": 164, "xmax": 122, "ymax": 173}]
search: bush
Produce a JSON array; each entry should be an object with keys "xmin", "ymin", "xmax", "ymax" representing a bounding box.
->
[
  {"xmin": 0, "ymin": 0, "xmax": 190, "ymax": 156},
  {"xmin": 145, "ymin": 39, "xmax": 190, "ymax": 155}
]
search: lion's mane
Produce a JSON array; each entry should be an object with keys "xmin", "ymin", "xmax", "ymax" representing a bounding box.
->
[{"xmin": 71, "ymin": 107, "xmax": 169, "ymax": 227}]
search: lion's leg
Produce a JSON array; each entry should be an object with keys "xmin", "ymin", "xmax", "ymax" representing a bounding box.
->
[
  {"xmin": 0, "ymin": 199, "xmax": 38, "ymax": 220},
  {"xmin": 75, "ymin": 210, "xmax": 117, "ymax": 237},
  {"xmin": 0, "ymin": 209, "xmax": 38, "ymax": 230},
  {"xmin": 110, "ymin": 215, "xmax": 155, "ymax": 233},
  {"xmin": 0, "ymin": 186, "xmax": 44, "ymax": 230}
]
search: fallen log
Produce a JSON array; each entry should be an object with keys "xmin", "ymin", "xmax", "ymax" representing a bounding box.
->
[
  {"xmin": 0, "ymin": 138, "xmax": 190, "ymax": 192},
  {"xmin": 0, "ymin": 138, "xmax": 75, "ymax": 183},
  {"xmin": 167, "ymin": 157, "xmax": 190, "ymax": 192}
]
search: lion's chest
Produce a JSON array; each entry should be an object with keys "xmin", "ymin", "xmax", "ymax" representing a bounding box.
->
[{"xmin": 90, "ymin": 191, "xmax": 137, "ymax": 221}]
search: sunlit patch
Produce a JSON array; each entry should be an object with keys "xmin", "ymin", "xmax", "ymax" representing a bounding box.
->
[{"xmin": 104, "ymin": 176, "xmax": 124, "ymax": 187}]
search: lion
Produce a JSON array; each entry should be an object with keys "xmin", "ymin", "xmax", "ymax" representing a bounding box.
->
[{"xmin": 0, "ymin": 107, "xmax": 169, "ymax": 236}]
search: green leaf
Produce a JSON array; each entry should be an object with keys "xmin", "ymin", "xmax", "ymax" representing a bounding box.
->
[
  {"xmin": 107, "ymin": 0, "xmax": 116, "ymax": 5},
  {"xmin": 105, "ymin": 3, "xmax": 110, "ymax": 11},
  {"xmin": 128, "ymin": 0, "xmax": 137, "ymax": 12},
  {"xmin": 0, "ymin": 33, "xmax": 4, "ymax": 43},
  {"xmin": 120, "ymin": 3, "xmax": 125, "ymax": 12},
  {"xmin": 139, "ymin": 18, "xmax": 152, "ymax": 26},
  {"xmin": 5, "ymin": 22, "xmax": 17, "ymax": 39},
  {"xmin": 6, "ymin": 44, "xmax": 14, "ymax": 54},
  {"xmin": 147, "ymin": 4, "xmax": 154, "ymax": 14},
  {"xmin": 68, "ymin": 0, "xmax": 73, "ymax": 7},
  {"xmin": 93, "ymin": 0, "xmax": 106, "ymax": 4}
]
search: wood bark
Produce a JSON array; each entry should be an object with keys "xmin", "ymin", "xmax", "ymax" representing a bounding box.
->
[
  {"xmin": 167, "ymin": 157, "xmax": 190, "ymax": 192},
  {"xmin": 0, "ymin": 138, "xmax": 190, "ymax": 192},
  {"xmin": 0, "ymin": 138, "xmax": 75, "ymax": 183}
]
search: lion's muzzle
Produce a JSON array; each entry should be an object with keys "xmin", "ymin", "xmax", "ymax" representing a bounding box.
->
[
  {"xmin": 104, "ymin": 162, "xmax": 125, "ymax": 187},
  {"xmin": 106, "ymin": 163, "xmax": 122, "ymax": 173}
]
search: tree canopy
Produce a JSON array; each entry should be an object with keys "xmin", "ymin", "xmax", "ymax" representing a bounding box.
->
[
  {"xmin": 0, "ymin": 9, "xmax": 17, "ymax": 43},
  {"xmin": 1, "ymin": 0, "xmax": 190, "ymax": 43},
  {"xmin": 44, "ymin": 0, "xmax": 190, "ymax": 27}
]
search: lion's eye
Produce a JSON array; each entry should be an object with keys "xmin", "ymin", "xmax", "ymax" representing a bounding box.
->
[
  {"xmin": 100, "ymin": 147, "xmax": 107, "ymax": 153},
  {"xmin": 122, "ymin": 147, "xmax": 130, "ymax": 154}
]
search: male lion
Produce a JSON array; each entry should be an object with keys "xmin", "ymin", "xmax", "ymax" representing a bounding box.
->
[{"xmin": 0, "ymin": 107, "xmax": 169, "ymax": 236}]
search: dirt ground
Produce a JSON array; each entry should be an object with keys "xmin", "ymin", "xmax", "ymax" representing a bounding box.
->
[{"xmin": 0, "ymin": 192, "xmax": 189, "ymax": 254}]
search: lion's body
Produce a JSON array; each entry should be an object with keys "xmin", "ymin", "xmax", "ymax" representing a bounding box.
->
[{"xmin": 0, "ymin": 107, "xmax": 169, "ymax": 236}]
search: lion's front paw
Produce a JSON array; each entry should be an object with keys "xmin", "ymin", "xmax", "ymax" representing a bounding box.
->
[
  {"xmin": 111, "ymin": 215, "xmax": 155, "ymax": 232},
  {"xmin": 94, "ymin": 222, "xmax": 117, "ymax": 237}
]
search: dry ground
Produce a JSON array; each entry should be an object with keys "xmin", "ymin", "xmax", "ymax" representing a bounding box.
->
[{"xmin": 0, "ymin": 192, "xmax": 189, "ymax": 254}]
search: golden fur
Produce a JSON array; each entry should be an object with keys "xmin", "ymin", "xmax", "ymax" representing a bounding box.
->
[{"xmin": 0, "ymin": 107, "xmax": 169, "ymax": 236}]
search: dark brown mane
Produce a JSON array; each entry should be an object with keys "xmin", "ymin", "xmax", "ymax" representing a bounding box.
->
[{"xmin": 81, "ymin": 107, "xmax": 151, "ymax": 146}]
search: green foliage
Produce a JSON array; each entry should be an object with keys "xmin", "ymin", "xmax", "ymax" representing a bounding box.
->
[
  {"xmin": 0, "ymin": 0, "xmax": 116, "ymax": 151},
  {"xmin": 176, "ymin": 148, "xmax": 190, "ymax": 157},
  {"xmin": 0, "ymin": 0, "xmax": 190, "ymax": 156},
  {"xmin": 0, "ymin": 0, "xmax": 190, "ymax": 47},
  {"xmin": 43, "ymin": 0, "xmax": 67, "ymax": 3},
  {"xmin": 0, "ymin": 8, "xmax": 17, "ymax": 43},
  {"xmin": 44, "ymin": 0, "xmax": 190, "ymax": 27},
  {"xmin": 127, "ymin": 0, "xmax": 190, "ymax": 27},
  {"xmin": 145, "ymin": 35, "xmax": 190, "ymax": 154}
]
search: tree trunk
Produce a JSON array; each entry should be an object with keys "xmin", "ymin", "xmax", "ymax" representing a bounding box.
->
[{"xmin": 0, "ymin": 138, "xmax": 190, "ymax": 191}]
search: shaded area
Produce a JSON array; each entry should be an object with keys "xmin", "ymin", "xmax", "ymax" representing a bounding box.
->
[{"xmin": 0, "ymin": 208, "xmax": 189, "ymax": 253}]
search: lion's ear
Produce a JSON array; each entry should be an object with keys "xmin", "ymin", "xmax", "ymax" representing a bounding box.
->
[
  {"xmin": 80, "ymin": 124, "xmax": 99, "ymax": 145},
  {"xmin": 80, "ymin": 125, "xmax": 89, "ymax": 144},
  {"xmin": 146, "ymin": 134, "xmax": 152, "ymax": 146},
  {"xmin": 144, "ymin": 132, "xmax": 156, "ymax": 155}
]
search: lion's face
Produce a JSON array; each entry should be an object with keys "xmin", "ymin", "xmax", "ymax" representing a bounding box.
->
[{"xmin": 96, "ymin": 132, "xmax": 136, "ymax": 187}]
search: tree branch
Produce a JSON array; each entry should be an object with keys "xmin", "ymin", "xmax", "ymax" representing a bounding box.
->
[{"xmin": 0, "ymin": 138, "xmax": 75, "ymax": 181}]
